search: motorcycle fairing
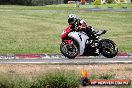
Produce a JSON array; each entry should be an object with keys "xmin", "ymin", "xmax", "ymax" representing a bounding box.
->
[
  {"xmin": 61, "ymin": 25, "xmax": 72, "ymax": 39},
  {"xmin": 68, "ymin": 32, "xmax": 89, "ymax": 55}
]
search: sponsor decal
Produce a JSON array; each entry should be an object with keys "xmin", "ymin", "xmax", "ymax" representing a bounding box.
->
[{"xmin": 81, "ymin": 68, "xmax": 131, "ymax": 86}]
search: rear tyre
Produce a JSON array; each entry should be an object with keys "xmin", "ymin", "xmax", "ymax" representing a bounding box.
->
[
  {"xmin": 99, "ymin": 39, "xmax": 118, "ymax": 58},
  {"xmin": 60, "ymin": 41, "xmax": 78, "ymax": 59}
]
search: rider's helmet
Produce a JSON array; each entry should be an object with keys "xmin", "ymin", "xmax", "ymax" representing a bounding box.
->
[{"xmin": 68, "ymin": 14, "xmax": 77, "ymax": 25}]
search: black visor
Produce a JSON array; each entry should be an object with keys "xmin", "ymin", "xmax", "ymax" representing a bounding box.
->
[{"xmin": 68, "ymin": 18, "xmax": 74, "ymax": 24}]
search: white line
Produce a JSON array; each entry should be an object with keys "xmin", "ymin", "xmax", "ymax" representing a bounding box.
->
[{"xmin": 0, "ymin": 61, "xmax": 132, "ymax": 64}]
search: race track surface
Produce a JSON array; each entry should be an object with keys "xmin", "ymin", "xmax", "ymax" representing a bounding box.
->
[{"xmin": 0, "ymin": 57, "xmax": 132, "ymax": 64}]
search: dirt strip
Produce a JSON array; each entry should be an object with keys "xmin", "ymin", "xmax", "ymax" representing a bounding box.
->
[{"xmin": 0, "ymin": 64, "xmax": 131, "ymax": 79}]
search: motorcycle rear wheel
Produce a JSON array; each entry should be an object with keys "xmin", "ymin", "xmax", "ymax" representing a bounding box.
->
[{"xmin": 60, "ymin": 42, "xmax": 78, "ymax": 59}]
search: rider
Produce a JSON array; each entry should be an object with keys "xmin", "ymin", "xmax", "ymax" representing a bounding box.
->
[{"xmin": 68, "ymin": 14, "xmax": 98, "ymax": 41}]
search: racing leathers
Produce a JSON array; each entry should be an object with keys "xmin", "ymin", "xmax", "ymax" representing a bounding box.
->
[{"xmin": 70, "ymin": 19, "xmax": 98, "ymax": 40}]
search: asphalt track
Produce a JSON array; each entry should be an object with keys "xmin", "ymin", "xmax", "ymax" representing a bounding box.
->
[{"xmin": 0, "ymin": 56, "xmax": 132, "ymax": 64}]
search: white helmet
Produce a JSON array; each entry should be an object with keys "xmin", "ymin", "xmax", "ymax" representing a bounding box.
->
[{"xmin": 68, "ymin": 14, "xmax": 77, "ymax": 25}]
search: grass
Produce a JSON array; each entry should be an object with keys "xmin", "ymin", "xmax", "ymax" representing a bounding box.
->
[
  {"xmin": 0, "ymin": 70, "xmax": 80, "ymax": 88},
  {"xmin": 31, "ymin": 70, "xmax": 79, "ymax": 88},
  {"xmin": 0, "ymin": 74, "xmax": 31, "ymax": 88},
  {"xmin": 98, "ymin": 73, "xmax": 116, "ymax": 80},
  {"xmin": 0, "ymin": 4, "xmax": 132, "ymax": 54},
  {"xmin": 116, "ymin": 85, "xmax": 132, "ymax": 88}
]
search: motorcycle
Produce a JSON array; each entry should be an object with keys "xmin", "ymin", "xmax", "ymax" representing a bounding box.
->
[{"xmin": 60, "ymin": 25, "xmax": 118, "ymax": 59}]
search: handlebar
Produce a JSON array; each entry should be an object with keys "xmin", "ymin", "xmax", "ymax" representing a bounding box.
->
[{"xmin": 95, "ymin": 30, "xmax": 107, "ymax": 36}]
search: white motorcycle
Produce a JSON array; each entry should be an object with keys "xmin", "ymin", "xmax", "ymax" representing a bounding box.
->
[{"xmin": 60, "ymin": 25, "xmax": 118, "ymax": 59}]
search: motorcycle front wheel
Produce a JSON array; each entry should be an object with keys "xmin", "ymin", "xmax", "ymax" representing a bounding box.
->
[
  {"xmin": 60, "ymin": 41, "xmax": 79, "ymax": 59},
  {"xmin": 99, "ymin": 39, "xmax": 118, "ymax": 58}
]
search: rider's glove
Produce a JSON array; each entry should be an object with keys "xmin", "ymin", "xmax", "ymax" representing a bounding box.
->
[
  {"xmin": 76, "ymin": 27, "xmax": 80, "ymax": 32},
  {"xmin": 87, "ymin": 26, "xmax": 94, "ymax": 32}
]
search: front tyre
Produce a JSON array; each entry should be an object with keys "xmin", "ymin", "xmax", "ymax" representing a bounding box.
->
[
  {"xmin": 99, "ymin": 39, "xmax": 118, "ymax": 58},
  {"xmin": 60, "ymin": 42, "xmax": 78, "ymax": 59}
]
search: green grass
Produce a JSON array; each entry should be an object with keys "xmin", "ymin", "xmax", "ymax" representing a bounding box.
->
[
  {"xmin": 116, "ymin": 85, "xmax": 132, "ymax": 88},
  {"xmin": 31, "ymin": 70, "xmax": 79, "ymax": 88},
  {"xmin": 0, "ymin": 74, "xmax": 31, "ymax": 88},
  {"xmin": 0, "ymin": 4, "xmax": 132, "ymax": 54},
  {"xmin": 0, "ymin": 70, "xmax": 80, "ymax": 88},
  {"xmin": 98, "ymin": 73, "xmax": 116, "ymax": 80}
]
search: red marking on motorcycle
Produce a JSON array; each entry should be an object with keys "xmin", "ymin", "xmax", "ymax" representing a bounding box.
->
[
  {"xmin": 64, "ymin": 40, "xmax": 71, "ymax": 46},
  {"xmin": 61, "ymin": 25, "xmax": 72, "ymax": 39},
  {"xmin": 117, "ymin": 52, "xmax": 128, "ymax": 56},
  {"xmin": 16, "ymin": 54, "xmax": 41, "ymax": 59}
]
